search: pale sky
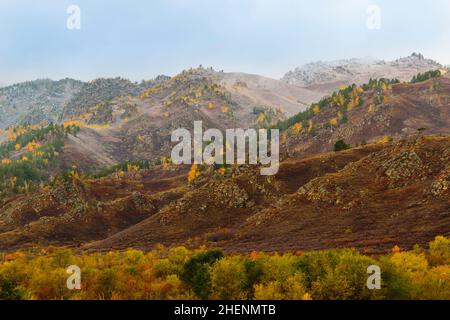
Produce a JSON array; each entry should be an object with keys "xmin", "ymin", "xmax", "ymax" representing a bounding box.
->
[{"xmin": 0, "ymin": 0, "xmax": 449, "ymax": 86}]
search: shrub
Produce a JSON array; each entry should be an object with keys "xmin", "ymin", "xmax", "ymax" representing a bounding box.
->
[
  {"xmin": 259, "ymin": 253, "xmax": 299, "ymax": 283},
  {"xmin": 428, "ymin": 236, "xmax": 450, "ymax": 266},
  {"xmin": 254, "ymin": 273, "xmax": 309, "ymax": 300},
  {"xmin": 205, "ymin": 229, "xmax": 234, "ymax": 242},
  {"xmin": 296, "ymin": 250, "xmax": 342, "ymax": 288},
  {"xmin": 418, "ymin": 265, "xmax": 450, "ymax": 300},
  {"xmin": 334, "ymin": 140, "xmax": 351, "ymax": 152},
  {"xmin": 28, "ymin": 268, "xmax": 70, "ymax": 300},
  {"xmin": 0, "ymin": 238, "xmax": 449, "ymax": 300},
  {"xmin": 300, "ymin": 250, "xmax": 381, "ymax": 300},
  {"xmin": 210, "ymin": 257, "xmax": 247, "ymax": 299},
  {"xmin": 154, "ymin": 247, "xmax": 190, "ymax": 277},
  {"xmin": 0, "ymin": 275, "xmax": 27, "ymax": 300},
  {"xmin": 389, "ymin": 251, "xmax": 429, "ymax": 279},
  {"xmin": 377, "ymin": 257, "xmax": 416, "ymax": 300},
  {"xmin": 242, "ymin": 259, "xmax": 264, "ymax": 299},
  {"xmin": 96, "ymin": 268, "xmax": 119, "ymax": 300},
  {"xmin": 180, "ymin": 249, "xmax": 224, "ymax": 299}
]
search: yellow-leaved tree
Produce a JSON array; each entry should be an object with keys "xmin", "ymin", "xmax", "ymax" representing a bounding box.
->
[
  {"xmin": 292, "ymin": 123, "xmax": 303, "ymax": 135},
  {"xmin": 188, "ymin": 164, "xmax": 200, "ymax": 182}
]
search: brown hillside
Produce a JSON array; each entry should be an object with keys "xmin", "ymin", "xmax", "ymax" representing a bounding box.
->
[
  {"xmin": 0, "ymin": 135, "xmax": 448, "ymax": 253},
  {"xmin": 85, "ymin": 136, "xmax": 449, "ymax": 254},
  {"xmin": 0, "ymin": 166, "xmax": 189, "ymax": 250}
]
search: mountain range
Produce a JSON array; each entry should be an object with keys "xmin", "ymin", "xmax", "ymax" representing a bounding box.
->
[{"xmin": 1, "ymin": 53, "xmax": 443, "ymax": 131}]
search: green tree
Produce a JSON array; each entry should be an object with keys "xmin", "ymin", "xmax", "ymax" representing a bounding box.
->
[
  {"xmin": 211, "ymin": 257, "xmax": 247, "ymax": 299},
  {"xmin": 180, "ymin": 249, "xmax": 224, "ymax": 299},
  {"xmin": 0, "ymin": 275, "xmax": 27, "ymax": 300},
  {"xmin": 334, "ymin": 140, "xmax": 351, "ymax": 152}
]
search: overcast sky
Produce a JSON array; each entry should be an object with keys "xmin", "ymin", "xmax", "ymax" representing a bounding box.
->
[{"xmin": 0, "ymin": 0, "xmax": 449, "ymax": 86}]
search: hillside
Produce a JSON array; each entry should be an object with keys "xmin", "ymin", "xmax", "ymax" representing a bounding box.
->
[
  {"xmin": 0, "ymin": 134, "xmax": 448, "ymax": 254},
  {"xmin": 0, "ymin": 68, "xmax": 321, "ymax": 131},
  {"xmin": 0, "ymin": 79, "xmax": 83, "ymax": 129},
  {"xmin": 0, "ymin": 77, "xmax": 164, "ymax": 130},
  {"xmin": 24, "ymin": 68, "xmax": 322, "ymax": 169},
  {"xmin": 55, "ymin": 69, "xmax": 450, "ymax": 168},
  {"xmin": 0, "ymin": 68, "xmax": 315, "ymax": 198},
  {"xmin": 216, "ymin": 71, "xmax": 324, "ymax": 115},
  {"xmin": 282, "ymin": 72, "xmax": 450, "ymax": 158}
]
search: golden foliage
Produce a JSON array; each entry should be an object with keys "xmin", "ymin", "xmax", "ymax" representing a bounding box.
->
[
  {"xmin": 256, "ymin": 113, "xmax": 266, "ymax": 123},
  {"xmin": 292, "ymin": 123, "xmax": 303, "ymax": 135},
  {"xmin": 280, "ymin": 132, "xmax": 288, "ymax": 144},
  {"xmin": 210, "ymin": 257, "xmax": 247, "ymax": 300},
  {"xmin": 254, "ymin": 273, "xmax": 309, "ymax": 300},
  {"xmin": 25, "ymin": 141, "xmax": 40, "ymax": 152},
  {"xmin": 0, "ymin": 237, "xmax": 449, "ymax": 300},
  {"xmin": 1, "ymin": 159, "xmax": 12, "ymax": 166},
  {"xmin": 187, "ymin": 164, "xmax": 200, "ymax": 182},
  {"xmin": 329, "ymin": 118, "xmax": 339, "ymax": 127},
  {"xmin": 337, "ymin": 93, "xmax": 345, "ymax": 107},
  {"xmin": 63, "ymin": 120, "xmax": 84, "ymax": 128},
  {"xmin": 221, "ymin": 105, "xmax": 229, "ymax": 114},
  {"xmin": 312, "ymin": 104, "xmax": 320, "ymax": 115},
  {"xmin": 307, "ymin": 119, "xmax": 313, "ymax": 133},
  {"xmin": 378, "ymin": 135, "xmax": 391, "ymax": 144},
  {"xmin": 126, "ymin": 164, "xmax": 140, "ymax": 172}
]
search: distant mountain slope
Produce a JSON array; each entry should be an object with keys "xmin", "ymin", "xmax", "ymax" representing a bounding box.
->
[
  {"xmin": 0, "ymin": 68, "xmax": 319, "ymax": 179},
  {"xmin": 1, "ymin": 69, "xmax": 449, "ymax": 185},
  {"xmin": 216, "ymin": 71, "xmax": 323, "ymax": 115},
  {"xmin": 59, "ymin": 77, "xmax": 161, "ymax": 120},
  {"xmin": 1, "ymin": 53, "xmax": 445, "ymax": 131},
  {"xmin": 0, "ymin": 79, "xmax": 83, "ymax": 129},
  {"xmin": 282, "ymin": 53, "xmax": 442, "ymax": 92},
  {"xmin": 0, "ymin": 69, "xmax": 319, "ymax": 131},
  {"xmin": 0, "ymin": 77, "xmax": 164, "ymax": 130},
  {"xmin": 45, "ymin": 68, "xmax": 324, "ymax": 169}
]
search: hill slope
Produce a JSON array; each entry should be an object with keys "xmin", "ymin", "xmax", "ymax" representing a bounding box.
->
[
  {"xmin": 283, "ymin": 73, "xmax": 450, "ymax": 158},
  {"xmin": 0, "ymin": 69, "xmax": 321, "ymax": 130},
  {"xmin": 0, "ymin": 135, "xmax": 448, "ymax": 254}
]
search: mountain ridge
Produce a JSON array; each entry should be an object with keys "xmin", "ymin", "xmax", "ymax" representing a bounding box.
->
[
  {"xmin": 282, "ymin": 53, "xmax": 443, "ymax": 91},
  {"xmin": 2, "ymin": 53, "xmax": 444, "ymax": 130}
]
